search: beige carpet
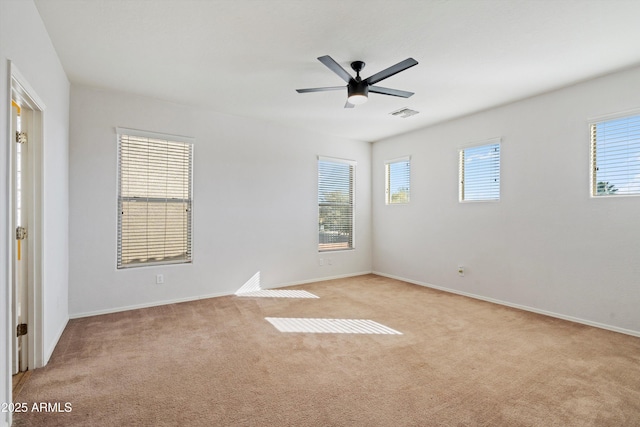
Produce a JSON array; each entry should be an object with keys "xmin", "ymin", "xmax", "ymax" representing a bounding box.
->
[{"xmin": 13, "ymin": 274, "xmax": 640, "ymax": 426}]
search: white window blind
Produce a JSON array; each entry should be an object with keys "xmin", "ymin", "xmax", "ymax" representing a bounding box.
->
[
  {"xmin": 385, "ymin": 157, "xmax": 411, "ymax": 204},
  {"xmin": 117, "ymin": 129, "xmax": 193, "ymax": 268},
  {"xmin": 459, "ymin": 141, "xmax": 500, "ymax": 202},
  {"xmin": 318, "ymin": 156, "xmax": 355, "ymax": 252},
  {"xmin": 591, "ymin": 114, "xmax": 640, "ymax": 196}
]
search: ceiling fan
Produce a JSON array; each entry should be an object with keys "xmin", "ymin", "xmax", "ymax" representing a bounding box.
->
[{"xmin": 296, "ymin": 55, "xmax": 418, "ymax": 108}]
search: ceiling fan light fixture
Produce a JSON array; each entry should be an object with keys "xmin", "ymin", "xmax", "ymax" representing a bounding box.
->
[
  {"xmin": 348, "ymin": 94, "xmax": 368, "ymax": 105},
  {"xmin": 348, "ymin": 80, "xmax": 369, "ymax": 105}
]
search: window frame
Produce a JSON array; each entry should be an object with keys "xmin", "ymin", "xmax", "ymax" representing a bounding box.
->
[
  {"xmin": 458, "ymin": 138, "xmax": 501, "ymax": 203},
  {"xmin": 589, "ymin": 110, "xmax": 640, "ymax": 198},
  {"xmin": 116, "ymin": 127, "xmax": 194, "ymax": 269},
  {"xmin": 385, "ymin": 156, "xmax": 411, "ymax": 205},
  {"xmin": 317, "ymin": 155, "xmax": 356, "ymax": 252}
]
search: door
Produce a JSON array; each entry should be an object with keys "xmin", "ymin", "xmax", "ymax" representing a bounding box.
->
[{"xmin": 11, "ymin": 99, "xmax": 29, "ymax": 373}]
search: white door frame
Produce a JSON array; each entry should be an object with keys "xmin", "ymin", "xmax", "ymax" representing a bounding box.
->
[{"xmin": 6, "ymin": 62, "xmax": 45, "ymax": 380}]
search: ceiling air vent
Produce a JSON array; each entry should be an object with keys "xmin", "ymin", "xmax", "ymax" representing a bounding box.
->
[{"xmin": 390, "ymin": 107, "xmax": 419, "ymax": 118}]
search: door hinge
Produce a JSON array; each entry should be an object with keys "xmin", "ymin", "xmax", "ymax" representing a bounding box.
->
[
  {"xmin": 17, "ymin": 323, "xmax": 28, "ymax": 337},
  {"xmin": 16, "ymin": 131, "xmax": 27, "ymax": 144},
  {"xmin": 16, "ymin": 226, "xmax": 27, "ymax": 240}
]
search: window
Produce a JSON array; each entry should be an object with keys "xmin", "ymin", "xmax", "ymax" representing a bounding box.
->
[
  {"xmin": 459, "ymin": 140, "xmax": 501, "ymax": 202},
  {"xmin": 385, "ymin": 156, "xmax": 411, "ymax": 204},
  {"xmin": 590, "ymin": 113, "xmax": 640, "ymax": 196},
  {"xmin": 117, "ymin": 128, "xmax": 193, "ymax": 268},
  {"xmin": 318, "ymin": 156, "xmax": 355, "ymax": 251}
]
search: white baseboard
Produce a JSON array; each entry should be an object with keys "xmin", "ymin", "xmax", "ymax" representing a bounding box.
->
[
  {"xmin": 70, "ymin": 271, "xmax": 374, "ymax": 319},
  {"xmin": 372, "ymin": 271, "xmax": 640, "ymax": 338},
  {"xmin": 268, "ymin": 271, "xmax": 374, "ymax": 290},
  {"xmin": 69, "ymin": 289, "xmax": 233, "ymax": 319}
]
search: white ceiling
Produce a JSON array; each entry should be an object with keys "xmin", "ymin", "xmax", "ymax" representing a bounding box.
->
[{"xmin": 34, "ymin": 0, "xmax": 640, "ymax": 142}]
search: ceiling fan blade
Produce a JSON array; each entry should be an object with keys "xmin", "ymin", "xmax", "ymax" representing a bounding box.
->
[
  {"xmin": 369, "ymin": 86, "xmax": 414, "ymax": 98},
  {"xmin": 344, "ymin": 101, "xmax": 355, "ymax": 108},
  {"xmin": 296, "ymin": 86, "xmax": 345, "ymax": 93},
  {"xmin": 364, "ymin": 58, "xmax": 418, "ymax": 85},
  {"xmin": 318, "ymin": 55, "xmax": 353, "ymax": 83}
]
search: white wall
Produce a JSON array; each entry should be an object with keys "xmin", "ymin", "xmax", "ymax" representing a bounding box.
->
[
  {"xmin": 0, "ymin": 1, "xmax": 70, "ymax": 425},
  {"xmin": 372, "ymin": 65, "xmax": 640, "ymax": 335},
  {"xmin": 69, "ymin": 85, "xmax": 371, "ymax": 317}
]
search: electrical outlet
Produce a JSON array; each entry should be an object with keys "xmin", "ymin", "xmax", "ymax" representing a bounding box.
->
[
  {"xmin": 156, "ymin": 274, "xmax": 164, "ymax": 284},
  {"xmin": 457, "ymin": 265, "xmax": 464, "ymax": 277},
  {"xmin": 319, "ymin": 258, "xmax": 324, "ymax": 266}
]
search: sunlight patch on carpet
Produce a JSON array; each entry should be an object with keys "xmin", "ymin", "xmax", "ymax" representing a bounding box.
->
[
  {"xmin": 235, "ymin": 272, "xmax": 318, "ymax": 298},
  {"xmin": 238, "ymin": 290, "xmax": 319, "ymax": 298},
  {"xmin": 265, "ymin": 318, "xmax": 402, "ymax": 334}
]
